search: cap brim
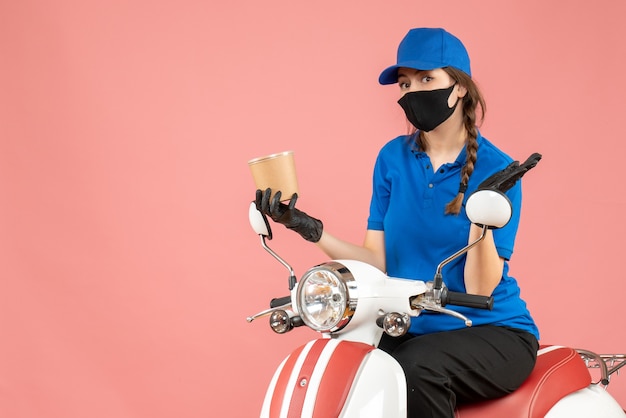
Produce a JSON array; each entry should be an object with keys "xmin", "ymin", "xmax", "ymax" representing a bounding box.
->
[{"xmin": 378, "ymin": 66, "xmax": 400, "ymax": 85}]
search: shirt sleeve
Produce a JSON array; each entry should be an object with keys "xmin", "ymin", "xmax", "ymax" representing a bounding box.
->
[{"xmin": 367, "ymin": 147, "xmax": 392, "ymax": 231}]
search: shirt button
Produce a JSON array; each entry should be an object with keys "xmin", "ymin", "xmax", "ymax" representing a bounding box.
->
[
  {"xmin": 428, "ymin": 183, "xmax": 434, "ymax": 188},
  {"xmin": 439, "ymin": 169, "xmax": 445, "ymax": 173}
]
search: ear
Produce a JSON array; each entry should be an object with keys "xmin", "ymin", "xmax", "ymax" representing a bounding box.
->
[
  {"xmin": 456, "ymin": 84, "xmax": 468, "ymax": 99},
  {"xmin": 449, "ymin": 84, "xmax": 467, "ymax": 108}
]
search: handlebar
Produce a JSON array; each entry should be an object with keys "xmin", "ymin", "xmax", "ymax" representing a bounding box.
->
[
  {"xmin": 270, "ymin": 296, "xmax": 291, "ymax": 308},
  {"xmin": 441, "ymin": 289, "xmax": 494, "ymax": 310}
]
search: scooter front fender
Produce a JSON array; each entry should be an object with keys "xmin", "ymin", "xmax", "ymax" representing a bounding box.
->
[{"xmin": 261, "ymin": 338, "xmax": 406, "ymax": 418}]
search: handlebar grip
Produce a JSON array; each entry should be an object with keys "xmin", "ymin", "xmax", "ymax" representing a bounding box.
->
[
  {"xmin": 270, "ymin": 296, "xmax": 291, "ymax": 308},
  {"xmin": 442, "ymin": 289, "xmax": 493, "ymax": 310}
]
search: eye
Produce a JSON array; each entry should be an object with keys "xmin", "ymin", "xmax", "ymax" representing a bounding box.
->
[
  {"xmin": 399, "ymin": 81, "xmax": 410, "ymax": 90},
  {"xmin": 420, "ymin": 75, "xmax": 434, "ymax": 83}
]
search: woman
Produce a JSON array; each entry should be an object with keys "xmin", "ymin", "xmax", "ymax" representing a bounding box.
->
[{"xmin": 255, "ymin": 27, "xmax": 539, "ymax": 417}]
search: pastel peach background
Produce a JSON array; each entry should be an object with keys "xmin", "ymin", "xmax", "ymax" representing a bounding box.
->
[{"xmin": 1, "ymin": 0, "xmax": 624, "ymax": 416}]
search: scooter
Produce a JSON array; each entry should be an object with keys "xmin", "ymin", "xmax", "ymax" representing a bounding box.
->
[{"xmin": 247, "ymin": 183, "xmax": 625, "ymax": 417}]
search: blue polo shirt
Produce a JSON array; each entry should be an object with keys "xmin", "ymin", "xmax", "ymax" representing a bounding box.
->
[{"xmin": 368, "ymin": 132, "xmax": 539, "ymax": 339}]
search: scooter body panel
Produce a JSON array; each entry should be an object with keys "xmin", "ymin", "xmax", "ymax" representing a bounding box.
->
[
  {"xmin": 545, "ymin": 385, "xmax": 626, "ymax": 417},
  {"xmin": 260, "ymin": 339, "xmax": 406, "ymax": 418},
  {"xmin": 339, "ymin": 348, "xmax": 406, "ymax": 417}
]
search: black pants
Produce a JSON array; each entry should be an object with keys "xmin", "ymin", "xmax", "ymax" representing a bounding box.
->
[{"xmin": 378, "ymin": 325, "xmax": 538, "ymax": 417}]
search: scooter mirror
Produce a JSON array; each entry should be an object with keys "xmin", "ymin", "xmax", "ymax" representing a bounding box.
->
[
  {"xmin": 465, "ymin": 189, "xmax": 512, "ymax": 229},
  {"xmin": 249, "ymin": 202, "xmax": 272, "ymax": 239}
]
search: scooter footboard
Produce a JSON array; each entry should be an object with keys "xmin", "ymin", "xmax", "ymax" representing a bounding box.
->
[{"xmin": 260, "ymin": 339, "xmax": 406, "ymax": 418}]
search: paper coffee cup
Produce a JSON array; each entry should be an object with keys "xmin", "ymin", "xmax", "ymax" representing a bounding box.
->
[{"xmin": 248, "ymin": 151, "xmax": 299, "ymax": 201}]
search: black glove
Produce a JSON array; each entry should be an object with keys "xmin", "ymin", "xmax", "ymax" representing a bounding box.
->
[
  {"xmin": 477, "ymin": 153, "xmax": 542, "ymax": 193},
  {"xmin": 255, "ymin": 188, "xmax": 323, "ymax": 243}
]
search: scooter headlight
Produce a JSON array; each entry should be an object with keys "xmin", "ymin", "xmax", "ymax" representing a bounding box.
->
[{"xmin": 296, "ymin": 262, "xmax": 356, "ymax": 332}]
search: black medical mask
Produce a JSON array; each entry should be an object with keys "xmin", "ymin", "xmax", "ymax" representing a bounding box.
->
[{"xmin": 397, "ymin": 83, "xmax": 459, "ymax": 132}]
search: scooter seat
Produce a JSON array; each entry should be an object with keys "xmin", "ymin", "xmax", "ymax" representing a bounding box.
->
[{"xmin": 455, "ymin": 345, "xmax": 591, "ymax": 418}]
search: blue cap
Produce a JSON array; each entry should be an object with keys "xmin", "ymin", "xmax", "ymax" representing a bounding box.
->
[{"xmin": 379, "ymin": 28, "xmax": 471, "ymax": 85}]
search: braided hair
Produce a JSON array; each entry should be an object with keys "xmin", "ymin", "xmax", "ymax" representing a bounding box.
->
[{"xmin": 412, "ymin": 67, "xmax": 486, "ymax": 215}]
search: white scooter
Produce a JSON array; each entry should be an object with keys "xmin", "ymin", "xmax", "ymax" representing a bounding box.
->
[{"xmin": 247, "ymin": 187, "xmax": 625, "ymax": 417}]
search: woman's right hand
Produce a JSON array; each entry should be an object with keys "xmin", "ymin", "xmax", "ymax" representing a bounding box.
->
[{"xmin": 255, "ymin": 188, "xmax": 323, "ymax": 243}]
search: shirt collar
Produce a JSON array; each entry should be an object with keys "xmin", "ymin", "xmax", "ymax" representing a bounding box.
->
[{"xmin": 408, "ymin": 130, "xmax": 484, "ymax": 165}]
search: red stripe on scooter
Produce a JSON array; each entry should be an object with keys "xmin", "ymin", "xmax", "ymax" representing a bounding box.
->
[
  {"xmin": 312, "ymin": 341, "xmax": 375, "ymax": 418},
  {"xmin": 286, "ymin": 339, "xmax": 327, "ymax": 417},
  {"xmin": 268, "ymin": 343, "xmax": 306, "ymax": 418}
]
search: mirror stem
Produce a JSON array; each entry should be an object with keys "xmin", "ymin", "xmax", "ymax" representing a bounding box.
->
[
  {"xmin": 433, "ymin": 225, "xmax": 488, "ymax": 291},
  {"xmin": 260, "ymin": 235, "xmax": 297, "ymax": 290}
]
